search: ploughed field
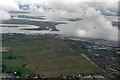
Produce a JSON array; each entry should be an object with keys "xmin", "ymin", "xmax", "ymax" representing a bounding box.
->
[{"xmin": 2, "ymin": 34, "xmax": 102, "ymax": 77}]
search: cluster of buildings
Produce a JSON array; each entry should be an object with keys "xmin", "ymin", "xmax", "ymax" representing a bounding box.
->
[
  {"xmin": 62, "ymin": 36, "xmax": 119, "ymax": 79},
  {"xmin": 0, "ymin": 73, "xmax": 107, "ymax": 80},
  {"xmin": 58, "ymin": 75, "xmax": 106, "ymax": 80}
]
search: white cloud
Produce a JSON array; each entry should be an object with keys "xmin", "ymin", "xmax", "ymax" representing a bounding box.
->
[
  {"xmin": 56, "ymin": 7, "xmax": 118, "ymax": 41},
  {"xmin": 49, "ymin": 0, "xmax": 119, "ymax": 2},
  {"xmin": 0, "ymin": 0, "xmax": 19, "ymax": 11},
  {"xmin": 0, "ymin": 0, "xmax": 118, "ymax": 15},
  {"xmin": 77, "ymin": 29, "xmax": 87, "ymax": 37},
  {"xmin": 0, "ymin": 9, "xmax": 11, "ymax": 20},
  {"xmin": 0, "ymin": 0, "xmax": 118, "ymax": 41}
]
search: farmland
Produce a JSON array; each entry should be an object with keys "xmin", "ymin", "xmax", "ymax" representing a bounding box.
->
[{"xmin": 2, "ymin": 33, "xmax": 102, "ymax": 78}]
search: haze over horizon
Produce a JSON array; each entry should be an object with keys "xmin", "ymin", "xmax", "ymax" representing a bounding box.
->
[{"xmin": 0, "ymin": 0, "xmax": 119, "ymax": 41}]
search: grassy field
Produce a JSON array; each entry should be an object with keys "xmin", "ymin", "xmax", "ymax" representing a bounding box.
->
[{"xmin": 2, "ymin": 34, "xmax": 102, "ymax": 77}]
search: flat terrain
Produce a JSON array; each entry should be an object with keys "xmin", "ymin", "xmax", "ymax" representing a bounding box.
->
[
  {"xmin": 0, "ymin": 47, "xmax": 10, "ymax": 53},
  {"xmin": 2, "ymin": 34, "xmax": 102, "ymax": 77}
]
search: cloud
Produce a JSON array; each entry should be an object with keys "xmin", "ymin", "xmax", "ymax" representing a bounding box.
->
[
  {"xmin": 56, "ymin": 7, "xmax": 118, "ymax": 41},
  {"xmin": 77, "ymin": 29, "xmax": 87, "ymax": 37},
  {"xmin": 87, "ymin": 2, "xmax": 118, "ymax": 16},
  {"xmin": 0, "ymin": 0, "xmax": 19, "ymax": 11},
  {"xmin": 0, "ymin": 0, "xmax": 118, "ymax": 41},
  {"xmin": 0, "ymin": 0, "xmax": 19, "ymax": 20},
  {"xmin": 0, "ymin": 9, "xmax": 11, "ymax": 20},
  {"xmin": 48, "ymin": 0, "xmax": 119, "ymax": 2},
  {"xmin": 0, "ymin": 0, "xmax": 118, "ymax": 16}
]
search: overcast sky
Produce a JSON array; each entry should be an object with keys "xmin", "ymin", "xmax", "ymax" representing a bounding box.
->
[{"xmin": 0, "ymin": 0, "xmax": 119, "ymax": 41}]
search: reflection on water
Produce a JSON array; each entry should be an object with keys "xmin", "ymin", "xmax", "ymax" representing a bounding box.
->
[{"xmin": 1, "ymin": 26, "xmax": 59, "ymax": 34}]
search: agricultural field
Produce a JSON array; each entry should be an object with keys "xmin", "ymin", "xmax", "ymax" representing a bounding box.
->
[{"xmin": 2, "ymin": 34, "xmax": 102, "ymax": 78}]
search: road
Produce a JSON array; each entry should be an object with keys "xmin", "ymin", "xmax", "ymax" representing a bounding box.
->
[{"xmin": 81, "ymin": 54, "xmax": 107, "ymax": 73}]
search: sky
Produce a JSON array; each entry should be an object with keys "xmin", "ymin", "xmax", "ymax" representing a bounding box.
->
[{"xmin": 0, "ymin": 0, "xmax": 119, "ymax": 41}]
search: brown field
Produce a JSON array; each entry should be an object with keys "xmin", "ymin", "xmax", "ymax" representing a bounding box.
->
[
  {"xmin": 2, "ymin": 35, "xmax": 103, "ymax": 77},
  {"xmin": 0, "ymin": 47, "xmax": 10, "ymax": 53}
]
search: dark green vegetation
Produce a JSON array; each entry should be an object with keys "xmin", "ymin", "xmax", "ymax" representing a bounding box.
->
[
  {"xmin": 18, "ymin": 15, "xmax": 46, "ymax": 20},
  {"xmin": 2, "ymin": 34, "xmax": 102, "ymax": 77},
  {"xmin": 2, "ymin": 52, "xmax": 31, "ymax": 76},
  {"xmin": 60, "ymin": 18, "xmax": 82, "ymax": 22},
  {"xmin": 9, "ymin": 11, "xmax": 29, "ymax": 13}
]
